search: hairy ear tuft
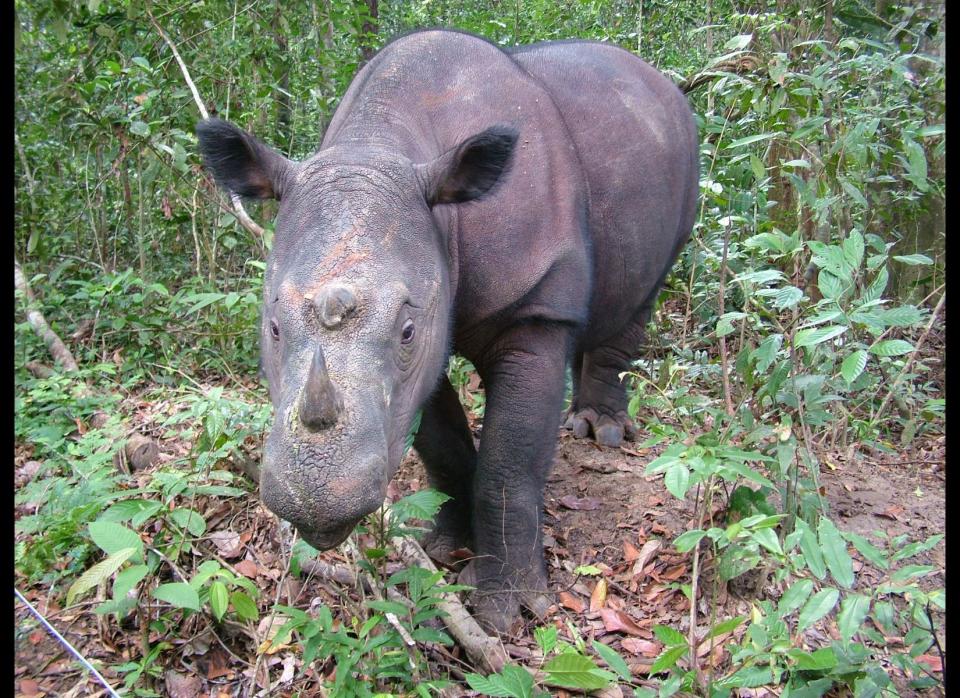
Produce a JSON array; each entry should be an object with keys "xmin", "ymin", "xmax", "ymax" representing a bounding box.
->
[
  {"xmin": 418, "ymin": 126, "xmax": 518, "ymax": 206},
  {"xmin": 196, "ymin": 118, "xmax": 293, "ymax": 200}
]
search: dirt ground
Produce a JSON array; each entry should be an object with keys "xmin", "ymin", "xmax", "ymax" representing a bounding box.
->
[{"xmin": 14, "ymin": 411, "xmax": 945, "ymax": 697}]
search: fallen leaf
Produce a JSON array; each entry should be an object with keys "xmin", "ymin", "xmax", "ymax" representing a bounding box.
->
[
  {"xmin": 590, "ymin": 578, "xmax": 608, "ymax": 612},
  {"xmin": 234, "ymin": 560, "xmax": 259, "ymax": 578},
  {"xmin": 623, "ymin": 540, "xmax": 640, "ymax": 562},
  {"xmin": 646, "ymin": 495, "xmax": 664, "ymax": 507},
  {"xmin": 559, "ymin": 495, "xmax": 601, "ymax": 511},
  {"xmin": 208, "ymin": 530, "xmax": 244, "ymax": 558},
  {"xmin": 662, "ymin": 564, "xmax": 687, "ymax": 581},
  {"xmin": 620, "ymin": 637, "xmax": 661, "ymax": 657},
  {"xmin": 559, "ymin": 591, "xmax": 585, "ymax": 613},
  {"xmin": 19, "ymin": 679, "xmax": 40, "ymax": 696},
  {"xmin": 163, "ymin": 670, "xmax": 202, "ymax": 698},
  {"xmin": 599, "ymin": 608, "xmax": 651, "ymax": 637},
  {"xmin": 877, "ymin": 505, "xmax": 904, "ymax": 521},
  {"xmin": 631, "ymin": 540, "xmax": 662, "ymax": 578},
  {"xmin": 916, "ymin": 654, "xmax": 943, "ymax": 672}
]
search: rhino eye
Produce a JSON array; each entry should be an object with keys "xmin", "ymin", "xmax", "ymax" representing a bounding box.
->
[
  {"xmin": 400, "ymin": 319, "xmax": 415, "ymax": 344},
  {"xmin": 270, "ymin": 320, "xmax": 280, "ymax": 340}
]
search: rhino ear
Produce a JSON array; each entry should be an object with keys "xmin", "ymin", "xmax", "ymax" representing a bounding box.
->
[
  {"xmin": 196, "ymin": 118, "xmax": 294, "ymax": 200},
  {"xmin": 417, "ymin": 126, "xmax": 518, "ymax": 207}
]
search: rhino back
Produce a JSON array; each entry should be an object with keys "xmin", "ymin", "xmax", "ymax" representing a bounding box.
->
[
  {"xmin": 511, "ymin": 42, "xmax": 699, "ymax": 347},
  {"xmin": 322, "ymin": 30, "xmax": 593, "ymax": 353}
]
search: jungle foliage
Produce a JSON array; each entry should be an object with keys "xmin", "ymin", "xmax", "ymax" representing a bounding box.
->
[{"xmin": 15, "ymin": 0, "xmax": 943, "ymax": 696}]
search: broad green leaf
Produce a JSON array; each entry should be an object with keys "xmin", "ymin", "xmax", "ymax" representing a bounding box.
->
[
  {"xmin": 778, "ymin": 578, "xmax": 814, "ymax": 616},
  {"xmin": 169, "ymin": 509, "xmax": 206, "ymax": 537},
  {"xmin": 89, "ymin": 521, "xmax": 143, "ymax": 561},
  {"xmin": 869, "ymin": 339, "xmax": 913, "ymax": 357},
  {"xmin": 842, "ymin": 230, "xmax": 865, "ymax": 269},
  {"xmin": 67, "ymin": 547, "xmax": 138, "ymax": 605},
  {"xmin": 818, "ymin": 271, "xmax": 844, "ymax": 301},
  {"xmin": 535, "ymin": 626, "xmax": 558, "ymax": 656},
  {"xmin": 842, "ymin": 532, "xmax": 888, "ymax": 570},
  {"xmin": 113, "ymin": 564, "xmax": 149, "ymax": 599},
  {"xmin": 465, "ymin": 673, "xmax": 515, "ymax": 697},
  {"xmin": 837, "ymin": 594, "xmax": 871, "ymax": 642},
  {"xmin": 152, "ymin": 582, "xmax": 201, "ymax": 611},
  {"xmin": 841, "ymin": 350, "xmax": 868, "ymax": 383},
  {"xmin": 861, "ymin": 267, "xmax": 889, "ymax": 304},
  {"xmin": 209, "ymin": 581, "xmax": 229, "ymax": 621},
  {"xmin": 797, "ymin": 588, "xmax": 840, "ymax": 631},
  {"xmin": 795, "ymin": 325, "xmax": 847, "ymax": 349},
  {"xmin": 664, "ymin": 462, "xmax": 690, "ymax": 499},
  {"xmin": 591, "ymin": 640, "xmax": 632, "ymax": 682},
  {"xmin": 649, "ymin": 645, "xmax": 687, "ymax": 675},
  {"xmin": 184, "ymin": 292, "xmax": 227, "ymax": 315},
  {"xmin": 892, "ymin": 254, "xmax": 933, "ymax": 266},
  {"xmin": 100, "ymin": 499, "xmax": 158, "ymax": 523},
  {"xmin": 818, "ymin": 518, "xmax": 854, "ymax": 588},
  {"xmin": 129, "ymin": 121, "xmax": 150, "ymax": 137},
  {"xmin": 749, "ymin": 154, "xmax": 766, "ymax": 182},
  {"xmin": 543, "ymin": 651, "xmax": 610, "ymax": 690},
  {"xmin": 723, "ymin": 33, "xmax": 753, "ymax": 51},
  {"xmin": 877, "ymin": 305, "xmax": 923, "ymax": 327},
  {"xmin": 705, "ymin": 615, "xmax": 746, "ymax": 640},
  {"xmin": 753, "ymin": 334, "xmax": 783, "ymax": 373},
  {"xmin": 839, "ymin": 179, "xmax": 868, "ymax": 208},
  {"xmin": 891, "ymin": 534, "xmax": 943, "ymax": 563},
  {"xmin": 674, "ymin": 529, "xmax": 707, "ymax": 553},
  {"xmin": 653, "ymin": 625, "xmax": 687, "ymax": 647},
  {"xmin": 752, "ymin": 527, "xmax": 782, "ymax": 555},
  {"xmin": 788, "ymin": 647, "xmax": 837, "ymax": 671},
  {"xmin": 796, "ymin": 520, "xmax": 826, "ymax": 580}
]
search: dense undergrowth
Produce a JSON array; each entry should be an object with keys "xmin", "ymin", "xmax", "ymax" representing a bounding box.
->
[{"xmin": 15, "ymin": 0, "xmax": 943, "ymax": 696}]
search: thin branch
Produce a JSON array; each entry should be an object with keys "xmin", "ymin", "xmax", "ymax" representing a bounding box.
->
[
  {"xmin": 15, "ymin": 259, "xmax": 79, "ymax": 372},
  {"xmin": 145, "ymin": 6, "xmax": 267, "ymax": 240}
]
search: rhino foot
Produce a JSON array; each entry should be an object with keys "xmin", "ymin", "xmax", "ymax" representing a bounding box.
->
[
  {"xmin": 458, "ymin": 560, "xmax": 552, "ymax": 636},
  {"xmin": 563, "ymin": 407, "xmax": 637, "ymax": 448},
  {"xmin": 422, "ymin": 523, "xmax": 473, "ymax": 568}
]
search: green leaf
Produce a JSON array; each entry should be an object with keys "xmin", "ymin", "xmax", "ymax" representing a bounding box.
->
[
  {"xmin": 113, "ymin": 564, "xmax": 149, "ymax": 599},
  {"xmin": 842, "ymin": 532, "xmax": 888, "ymax": 570},
  {"xmin": 796, "ymin": 519, "xmax": 826, "ymax": 580},
  {"xmin": 673, "ymin": 529, "xmax": 707, "ymax": 553},
  {"xmin": 664, "ymin": 462, "xmax": 690, "ymax": 499},
  {"xmin": 650, "ymin": 645, "xmax": 687, "ymax": 675},
  {"xmin": 726, "ymin": 133, "xmax": 774, "ymax": 149},
  {"xmin": 209, "ymin": 581, "xmax": 229, "ymax": 621},
  {"xmin": 153, "ymin": 582, "xmax": 201, "ymax": 612},
  {"xmin": 818, "ymin": 271, "xmax": 844, "ymax": 301},
  {"xmin": 753, "ymin": 334, "xmax": 783, "ymax": 373},
  {"xmin": 891, "ymin": 534, "xmax": 943, "ymax": 563},
  {"xmin": 366, "ymin": 600, "xmax": 410, "ymax": 615},
  {"xmin": 797, "ymin": 588, "xmax": 840, "ymax": 631},
  {"xmin": 795, "ymin": 325, "xmax": 847, "ymax": 349},
  {"xmin": 67, "ymin": 547, "xmax": 138, "ymax": 606},
  {"xmin": 818, "ymin": 518, "xmax": 854, "ymax": 589},
  {"xmin": 788, "ymin": 647, "xmax": 837, "ymax": 671},
  {"xmin": 653, "ymin": 625, "xmax": 687, "ymax": 647},
  {"xmin": 89, "ymin": 521, "xmax": 143, "ymax": 561},
  {"xmin": 543, "ymin": 651, "xmax": 611, "ymax": 690},
  {"xmin": 778, "ymin": 578, "xmax": 814, "ymax": 616},
  {"xmin": 892, "ymin": 254, "xmax": 933, "ymax": 266},
  {"xmin": 465, "ymin": 673, "xmax": 515, "ymax": 697},
  {"xmin": 839, "ymin": 179, "xmax": 868, "ymax": 208},
  {"xmin": 877, "ymin": 305, "xmax": 924, "ymax": 327},
  {"xmin": 869, "ymin": 339, "xmax": 913, "ymax": 357},
  {"xmin": 841, "ymin": 350, "xmax": 868, "ymax": 383},
  {"xmin": 169, "ymin": 509, "xmax": 206, "ymax": 537},
  {"xmin": 129, "ymin": 121, "xmax": 150, "ymax": 138},
  {"xmin": 837, "ymin": 594, "xmax": 872, "ymax": 642},
  {"xmin": 705, "ymin": 615, "xmax": 746, "ymax": 640},
  {"xmin": 230, "ymin": 591, "xmax": 258, "ymax": 621},
  {"xmin": 752, "ymin": 527, "xmax": 783, "ymax": 555},
  {"xmin": 723, "ymin": 33, "xmax": 753, "ymax": 51},
  {"xmin": 535, "ymin": 626, "xmax": 558, "ymax": 656},
  {"xmin": 591, "ymin": 640, "xmax": 632, "ymax": 682}
]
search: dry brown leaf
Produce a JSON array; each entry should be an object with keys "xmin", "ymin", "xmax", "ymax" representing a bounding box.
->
[
  {"xmin": 916, "ymin": 654, "xmax": 943, "ymax": 672},
  {"xmin": 631, "ymin": 540, "xmax": 662, "ymax": 578},
  {"xmin": 623, "ymin": 540, "xmax": 640, "ymax": 562},
  {"xmin": 662, "ymin": 564, "xmax": 687, "ymax": 581},
  {"xmin": 590, "ymin": 578, "xmax": 608, "ymax": 612},
  {"xmin": 208, "ymin": 530, "xmax": 244, "ymax": 558},
  {"xmin": 620, "ymin": 637, "xmax": 661, "ymax": 657},
  {"xmin": 19, "ymin": 679, "xmax": 40, "ymax": 696},
  {"xmin": 559, "ymin": 591, "xmax": 585, "ymax": 613},
  {"xmin": 163, "ymin": 670, "xmax": 202, "ymax": 698},
  {"xmin": 234, "ymin": 559, "xmax": 259, "ymax": 578},
  {"xmin": 598, "ymin": 608, "xmax": 651, "ymax": 637}
]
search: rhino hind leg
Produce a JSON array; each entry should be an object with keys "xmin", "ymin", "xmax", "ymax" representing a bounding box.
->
[
  {"xmin": 565, "ymin": 303, "xmax": 654, "ymax": 448},
  {"xmin": 413, "ymin": 375, "xmax": 477, "ymax": 566}
]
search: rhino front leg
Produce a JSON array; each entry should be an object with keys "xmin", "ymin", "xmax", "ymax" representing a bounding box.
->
[
  {"xmin": 464, "ymin": 323, "xmax": 571, "ymax": 634},
  {"xmin": 414, "ymin": 374, "xmax": 477, "ymax": 565}
]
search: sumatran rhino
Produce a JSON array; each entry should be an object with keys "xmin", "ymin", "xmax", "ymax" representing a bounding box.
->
[{"xmin": 197, "ymin": 29, "xmax": 698, "ymax": 633}]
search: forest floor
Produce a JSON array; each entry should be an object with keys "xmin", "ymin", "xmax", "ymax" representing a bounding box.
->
[{"xmin": 14, "ymin": 386, "xmax": 945, "ymax": 698}]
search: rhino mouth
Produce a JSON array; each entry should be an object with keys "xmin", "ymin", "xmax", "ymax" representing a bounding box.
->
[{"xmin": 297, "ymin": 519, "xmax": 362, "ymax": 551}]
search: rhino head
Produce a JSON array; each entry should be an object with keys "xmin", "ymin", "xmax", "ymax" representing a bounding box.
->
[{"xmin": 196, "ymin": 119, "xmax": 516, "ymax": 549}]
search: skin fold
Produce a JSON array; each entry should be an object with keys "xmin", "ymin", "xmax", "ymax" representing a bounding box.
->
[{"xmin": 196, "ymin": 29, "xmax": 698, "ymax": 634}]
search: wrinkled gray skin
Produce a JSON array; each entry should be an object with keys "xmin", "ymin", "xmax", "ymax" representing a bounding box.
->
[{"xmin": 196, "ymin": 29, "xmax": 698, "ymax": 634}]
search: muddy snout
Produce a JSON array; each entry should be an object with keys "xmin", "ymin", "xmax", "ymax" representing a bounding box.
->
[{"xmin": 259, "ymin": 453, "xmax": 388, "ymax": 550}]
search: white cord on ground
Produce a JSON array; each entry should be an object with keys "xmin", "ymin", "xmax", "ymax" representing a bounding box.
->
[{"xmin": 14, "ymin": 588, "xmax": 122, "ymax": 698}]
